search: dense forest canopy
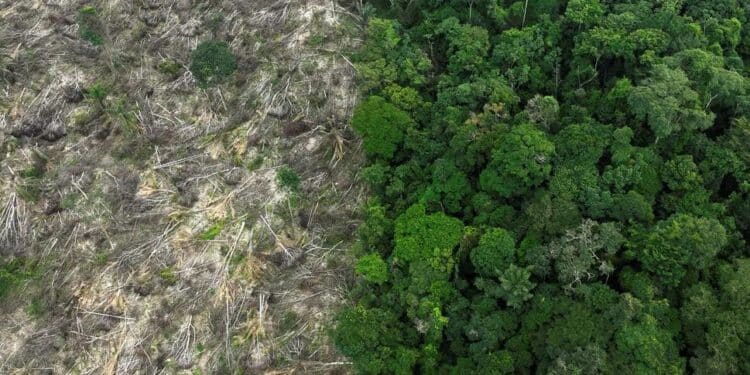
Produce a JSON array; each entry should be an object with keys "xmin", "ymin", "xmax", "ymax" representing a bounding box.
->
[{"xmin": 335, "ymin": 0, "xmax": 750, "ymax": 373}]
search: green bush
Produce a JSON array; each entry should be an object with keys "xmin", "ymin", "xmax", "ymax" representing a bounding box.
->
[
  {"xmin": 189, "ymin": 41, "xmax": 237, "ymax": 87},
  {"xmin": 276, "ymin": 166, "xmax": 301, "ymax": 191},
  {"xmin": 84, "ymin": 82, "xmax": 109, "ymax": 108},
  {"xmin": 0, "ymin": 258, "xmax": 38, "ymax": 301},
  {"xmin": 158, "ymin": 59, "xmax": 182, "ymax": 78}
]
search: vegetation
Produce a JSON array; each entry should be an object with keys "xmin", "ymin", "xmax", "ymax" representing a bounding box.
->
[
  {"xmin": 77, "ymin": 6, "xmax": 104, "ymax": 46},
  {"xmin": 276, "ymin": 166, "xmax": 301, "ymax": 192},
  {"xmin": 336, "ymin": 1, "xmax": 750, "ymax": 373},
  {"xmin": 158, "ymin": 59, "xmax": 183, "ymax": 78},
  {"xmin": 0, "ymin": 258, "xmax": 39, "ymax": 301},
  {"xmin": 189, "ymin": 41, "xmax": 237, "ymax": 87},
  {"xmin": 199, "ymin": 221, "xmax": 225, "ymax": 241}
]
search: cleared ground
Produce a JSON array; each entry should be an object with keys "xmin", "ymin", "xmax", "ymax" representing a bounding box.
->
[{"xmin": 0, "ymin": 0, "xmax": 363, "ymax": 373}]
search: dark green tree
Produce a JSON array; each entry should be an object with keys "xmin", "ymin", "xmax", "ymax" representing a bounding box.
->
[
  {"xmin": 351, "ymin": 96, "xmax": 415, "ymax": 161},
  {"xmin": 632, "ymin": 214, "xmax": 727, "ymax": 287},
  {"xmin": 480, "ymin": 123, "xmax": 555, "ymax": 198}
]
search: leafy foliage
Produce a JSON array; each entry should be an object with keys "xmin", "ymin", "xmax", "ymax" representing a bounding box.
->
[
  {"xmin": 351, "ymin": 96, "xmax": 414, "ymax": 161},
  {"xmin": 0, "ymin": 258, "xmax": 39, "ymax": 301},
  {"xmin": 479, "ymin": 123, "xmax": 555, "ymax": 198},
  {"xmin": 189, "ymin": 41, "xmax": 237, "ymax": 87},
  {"xmin": 276, "ymin": 166, "xmax": 301, "ymax": 192},
  {"xmin": 356, "ymin": 253, "xmax": 389, "ymax": 285},
  {"xmin": 338, "ymin": 1, "xmax": 750, "ymax": 373},
  {"xmin": 632, "ymin": 214, "xmax": 727, "ymax": 287},
  {"xmin": 77, "ymin": 6, "xmax": 104, "ymax": 45},
  {"xmin": 470, "ymin": 228, "xmax": 515, "ymax": 277}
]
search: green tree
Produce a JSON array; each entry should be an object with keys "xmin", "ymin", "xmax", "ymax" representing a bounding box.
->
[
  {"xmin": 356, "ymin": 18, "xmax": 431, "ymax": 91},
  {"xmin": 610, "ymin": 190, "xmax": 654, "ymax": 223},
  {"xmin": 424, "ymin": 158, "xmax": 471, "ymax": 214},
  {"xmin": 611, "ymin": 314, "xmax": 685, "ymax": 374},
  {"xmin": 470, "ymin": 228, "xmax": 516, "ymax": 277},
  {"xmin": 333, "ymin": 306, "xmax": 418, "ymax": 374},
  {"xmin": 524, "ymin": 95, "xmax": 560, "ymax": 131},
  {"xmin": 628, "ymin": 64, "xmax": 714, "ymax": 139},
  {"xmin": 632, "ymin": 214, "xmax": 727, "ymax": 287},
  {"xmin": 351, "ymin": 96, "xmax": 414, "ymax": 161},
  {"xmin": 663, "ymin": 155, "xmax": 702, "ymax": 191},
  {"xmin": 492, "ymin": 20, "xmax": 561, "ymax": 93},
  {"xmin": 544, "ymin": 220, "xmax": 624, "ymax": 288},
  {"xmin": 435, "ymin": 17, "xmax": 490, "ymax": 75},
  {"xmin": 474, "ymin": 267, "xmax": 533, "ymax": 310},
  {"xmin": 564, "ymin": 0, "xmax": 604, "ymax": 28},
  {"xmin": 393, "ymin": 204, "xmax": 463, "ymax": 265},
  {"xmin": 480, "ymin": 123, "xmax": 555, "ymax": 198},
  {"xmin": 356, "ymin": 253, "xmax": 389, "ymax": 285},
  {"xmin": 554, "ymin": 122, "xmax": 611, "ymax": 166}
]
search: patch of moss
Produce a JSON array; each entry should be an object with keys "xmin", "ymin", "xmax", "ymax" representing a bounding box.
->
[
  {"xmin": 60, "ymin": 193, "xmax": 79, "ymax": 210},
  {"xmin": 278, "ymin": 311, "xmax": 300, "ymax": 332},
  {"xmin": 18, "ymin": 164, "xmax": 44, "ymax": 179},
  {"xmin": 111, "ymin": 139, "xmax": 153, "ymax": 164},
  {"xmin": 93, "ymin": 251, "xmax": 109, "ymax": 266},
  {"xmin": 308, "ymin": 34, "xmax": 326, "ymax": 46}
]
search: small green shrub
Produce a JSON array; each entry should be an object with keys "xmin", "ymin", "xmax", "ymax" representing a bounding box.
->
[
  {"xmin": 26, "ymin": 298, "xmax": 45, "ymax": 318},
  {"xmin": 110, "ymin": 140, "xmax": 153, "ymax": 165},
  {"xmin": 308, "ymin": 34, "xmax": 326, "ymax": 46},
  {"xmin": 0, "ymin": 258, "xmax": 39, "ymax": 301},
  {"xmin": 93, "ymin": 251, "xmax": 109, "ymax": 266},
  {"xmin": 158, "ymin": 59, "xmax": 182, "ymax": 78},
  {"xmin": 77, "ymin": 6, "xmax": 104, "ymax": 45},
  {"xmin": 111, "ymin": 98, "xmax": 138, "ymax": 134},
  {"xmin": 159, "ymin": 267, "xmax": 178, "ymax": 286},
  {"xmin": 206, "ymin": 13, "xmax": 224, "ymax": 32},
  {"xmin": 84, "ymin": 82, "xmax": 109, "ymax": 108},
  {"xmin": 247, "ymin": 156, "xmax": 264, "ymax": 171},
  {"xmin": 190, "ymin": 41, "xmax": 237, "ymax": 87},
  {"xmin": 200, "ymin": 221, "xmax": 225, "ymax": 241},
  {"xmin": 16, "ymin": 182, "xmax": 42, "ymax": 203},
  {"xmin": 276, "ymin": 166, "xmax": 301, "ymax": 191},
  {"xmin": 18, "ymin": 164, "xmax": 44, "ymax": 179},
  {"xmin": 16, "ymin": 158, "xmax": 45, "ymax": 203}
]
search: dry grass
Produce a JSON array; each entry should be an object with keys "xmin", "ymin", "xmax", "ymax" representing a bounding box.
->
[{"xmin": 0, "ymin": 0, "xmax": 362, "ymax": 373}]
